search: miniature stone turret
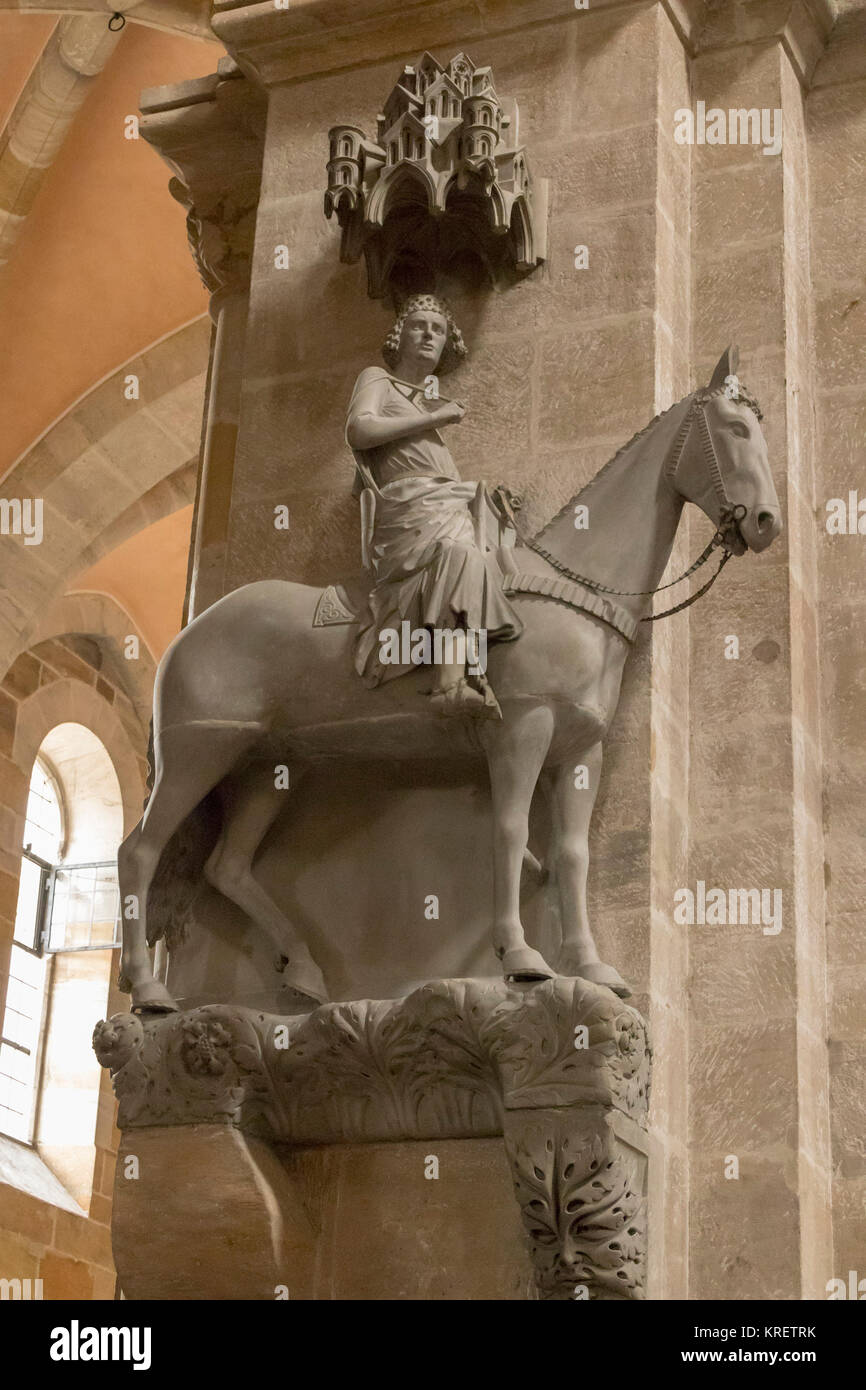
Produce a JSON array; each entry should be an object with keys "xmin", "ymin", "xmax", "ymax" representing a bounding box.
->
[{"xmin": 324, "ymin": 51, "xmax": 548, "ymax": 297}]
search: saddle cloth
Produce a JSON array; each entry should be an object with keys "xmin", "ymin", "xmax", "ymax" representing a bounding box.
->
[{"xmin": 312, "ymin": 553, "xmax": 638, "ymax": 644}]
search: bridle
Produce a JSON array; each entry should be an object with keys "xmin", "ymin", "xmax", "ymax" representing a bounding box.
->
[{"xmin": 520, "ymin": 390, "xmax": 754, "ymax": 624}]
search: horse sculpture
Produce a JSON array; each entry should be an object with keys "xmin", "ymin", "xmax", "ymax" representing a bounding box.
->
[{"xmin": 119, "ymin": 347, "xmax": 781, "ymax": 1013}]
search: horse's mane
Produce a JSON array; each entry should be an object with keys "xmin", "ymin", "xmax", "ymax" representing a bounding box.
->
[{"xmin": 535, "ymin": 393, "xmax": 693, "ymax": 541}]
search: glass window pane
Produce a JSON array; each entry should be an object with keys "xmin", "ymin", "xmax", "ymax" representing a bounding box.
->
[
  {"xmin": 13, "ymin": 856, "xmax": 43, "ymax": 948},
  {"xmin": 0, "ymin": 944, "xmax": 48, "ymax": 1143},
  {"xmin": 22, "ymin": 759, "xmax": 62, "ymax": 862},
  {"xmin": 48, "ymin": 862, "xmax": 120, "ymax": 951}
]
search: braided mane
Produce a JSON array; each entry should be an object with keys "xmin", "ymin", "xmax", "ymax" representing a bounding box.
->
[
  {"xmin": 534, "ymin": 381, "xmax": 763, "ymax": 541},
  {"xmin": 535, "ymin": 395, "xmax": 690, "ymax": 541}
]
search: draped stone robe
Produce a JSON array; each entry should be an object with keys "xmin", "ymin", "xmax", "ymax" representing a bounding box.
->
[{"xmin": 347, "ymin": 367, "xmax": 522, "ymax": 686}]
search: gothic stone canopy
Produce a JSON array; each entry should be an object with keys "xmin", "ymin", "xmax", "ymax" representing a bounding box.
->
[{"xmin": 324, "ymin": 51, "xmax": 548, "ymax": 300}]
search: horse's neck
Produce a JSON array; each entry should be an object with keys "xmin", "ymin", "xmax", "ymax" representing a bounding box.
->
[{"xmin": 531, "ymin": 397, "xmax": 691, "ymax": 620}]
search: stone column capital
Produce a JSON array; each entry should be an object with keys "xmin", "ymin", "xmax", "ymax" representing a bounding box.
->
[
  {"xmin": 693, "ymin": 0, "xmax": 835, "ymax": 85},
  {"xmin": 139, "ymin": 62, "xmax": 266, "ymax": 296}
]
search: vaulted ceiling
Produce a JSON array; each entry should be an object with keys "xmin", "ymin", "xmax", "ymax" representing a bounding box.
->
[{"xmin": 0, "ymin": 8, "xmax": 221, "ymax": 663}]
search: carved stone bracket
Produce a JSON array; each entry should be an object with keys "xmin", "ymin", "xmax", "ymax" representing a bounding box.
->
[
  {"xmin": 324, "ymin": 51, "xmax": 549, "ymax": 299},
  {"xmin": 140, "ymin": 59, "xmax": 266, "ymax": 298},
  {"xmin": 505, "ymin": 1107, "xmax": 648, "ymax": 1300},
  {"xmin": 96, "ymin": 977, "xmax": 650, "ymax": 1299}
]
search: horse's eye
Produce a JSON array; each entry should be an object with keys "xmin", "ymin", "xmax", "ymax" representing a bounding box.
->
[{"xmin": 730, "ymin": 421, "xmax": 749, "ymax": 438}]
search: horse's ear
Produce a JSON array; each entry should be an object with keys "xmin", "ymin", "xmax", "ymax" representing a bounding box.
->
[{"xmin": 708, "ymin": 345, "xmax": 739, "ymax": 389}]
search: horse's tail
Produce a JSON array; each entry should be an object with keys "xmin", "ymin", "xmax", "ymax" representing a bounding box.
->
[
  {"xmin": 144, "ymin": 718, "xmax": 155, "ymax": 801},
  {"xmin": 145, "ymin": 791, "xmax": 220, "ymax": 951}
]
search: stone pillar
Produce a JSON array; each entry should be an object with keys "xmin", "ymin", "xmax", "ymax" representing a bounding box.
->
[
  {"xmin": 138, "ymin": 60, "xmax": 265, "ymax": 621},
  {"xmin": 687, "ymin": 1, "xmax": 834, "ymax": 1300},
  {"xmin": 807, "ymin": 6, "xmax": 866, "ymax": 1284},
  {"xmin": 187, "ymin": 283, "xmax": 251, "ymax": 618}
]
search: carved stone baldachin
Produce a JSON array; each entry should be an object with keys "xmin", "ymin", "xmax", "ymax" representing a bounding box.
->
[{"xmin": 324, "ymin": 51, "xmax": 548, "ymax": 298}]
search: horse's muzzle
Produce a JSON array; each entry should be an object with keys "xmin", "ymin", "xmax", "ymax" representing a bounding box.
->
[{"xmin": 741, "ymin": 505, "xmax": 783, "ymax": 553}]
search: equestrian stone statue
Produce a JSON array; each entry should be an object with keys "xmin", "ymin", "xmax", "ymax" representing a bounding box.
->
[{"xmin": 117, "ymin": 318, "xmax": 781, "ymax": 1015}]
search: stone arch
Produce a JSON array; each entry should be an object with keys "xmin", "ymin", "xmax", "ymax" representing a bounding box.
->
[
  {"xmin": 0, "ymin": 317, "xmax": 208, "ymax": 680},
  {"xmin": 28, "ymin": 591, "xmax": 157, "ymax": 735},
  {"xmin": 12, "ymin": 679, "xmax": 145, "ymax": 838},
  {"xmin": 366, "ymin": 162, "xmax": 438, "ymax": 227}
]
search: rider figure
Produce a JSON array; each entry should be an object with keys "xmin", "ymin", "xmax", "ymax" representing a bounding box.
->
[{"xmin": 346, "ymin": 294, "xmax": 521, "ymax": 717}]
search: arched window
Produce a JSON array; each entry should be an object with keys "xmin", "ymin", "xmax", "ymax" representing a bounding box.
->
[
  {"xmin": 340, "ymin": 137, "xmax": 352, "ymax": 157},
  {"xmin": 0, "ymin": 726, "xmax": 122, "ymax": 1169},
  {"xmin": 439, "ymin": 93, "xmax": 447, "ymax": 116},
  {"xmin": 482, "ymin": 108, "xmax": 491, "ymax": 126}
]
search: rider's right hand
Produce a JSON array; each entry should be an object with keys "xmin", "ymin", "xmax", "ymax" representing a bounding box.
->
[{"xmin": 435, "ymin": 401, "xmax": 466, "ymax": 426}]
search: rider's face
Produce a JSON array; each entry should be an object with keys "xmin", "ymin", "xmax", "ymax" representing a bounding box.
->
[{"xmin": 397, "ymin": 311, "xmax": 448, "ymax": 375}]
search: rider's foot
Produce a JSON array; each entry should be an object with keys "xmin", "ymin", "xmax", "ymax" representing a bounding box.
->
[
  {"xmin": 496, "ymin": 944, "xmax": 557, "ymax": 983},
  {"xmin": 556, "ymin": 949, "xmax": 631, "ymax": 998},
  {"xmin": 469, "ymin": 671, "xmax": 503, "ymax": 720},
  {"xmin": 429, "ymin": 678, "xmax": 486, "ymax": 716}
]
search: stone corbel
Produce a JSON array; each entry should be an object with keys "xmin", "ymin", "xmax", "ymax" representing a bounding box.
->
[
  {"xmin": 95, "ymin": 977, "xmax": 651, "ymax": 1300},
  {"xmin": 139, "ymin": 58, "xmax": 266, "ymax": 299}
]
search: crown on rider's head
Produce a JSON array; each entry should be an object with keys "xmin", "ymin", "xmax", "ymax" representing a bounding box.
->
[{"xmin": 382, "ymin": 293, "xmax": 468, "ymax": 375}]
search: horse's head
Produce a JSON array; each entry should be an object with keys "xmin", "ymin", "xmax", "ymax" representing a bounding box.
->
[{"xmin": 669, "ymin": 347, "xmax": 782, "ymax": 556}]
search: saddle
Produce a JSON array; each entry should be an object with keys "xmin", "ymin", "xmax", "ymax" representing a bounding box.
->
[{"xmin": 313, "ymin": 482, "xmax": 521, "ymax": 629}]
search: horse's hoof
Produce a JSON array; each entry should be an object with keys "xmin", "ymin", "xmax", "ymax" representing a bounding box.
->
[
  {"xmin": 497, "ymin": 946, "xmax": 556, "ymax": 983},
  {"xmin": 280, "ymin": 956, "xmax": 328, "ymax": 1005},
  {"xmin": 130, "ymin": 979, "xmax": 180, "ymax": 1014},
  {"xmin": 558, "ymin": 955, "xmax": 632, "ymax": 999}
]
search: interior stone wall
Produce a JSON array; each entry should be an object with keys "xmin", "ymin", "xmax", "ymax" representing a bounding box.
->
[{"xmin": 686, "ymin": 33, "xmax": 834, "ymax": 1301}]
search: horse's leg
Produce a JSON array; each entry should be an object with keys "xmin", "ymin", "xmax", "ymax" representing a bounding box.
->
[
  {"xmin": 480, "ymin": 705, "xmax": 556, "ymax": 982},
  {"xmin": 547, "ymin": 746, "xmax": 631, "ymax": 998},
  {"xmin": 118, "ymin": 723, "xmax": 261, "ymax": 1013},
  {"xmin": 204, "ymin": 762, "xmax": 327, "ymax": 1005}
]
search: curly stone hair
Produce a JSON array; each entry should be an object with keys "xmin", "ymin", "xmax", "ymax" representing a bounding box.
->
[{"xmin": 382, "ymin": 294, "xmax": 468, "ymax": 375}]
